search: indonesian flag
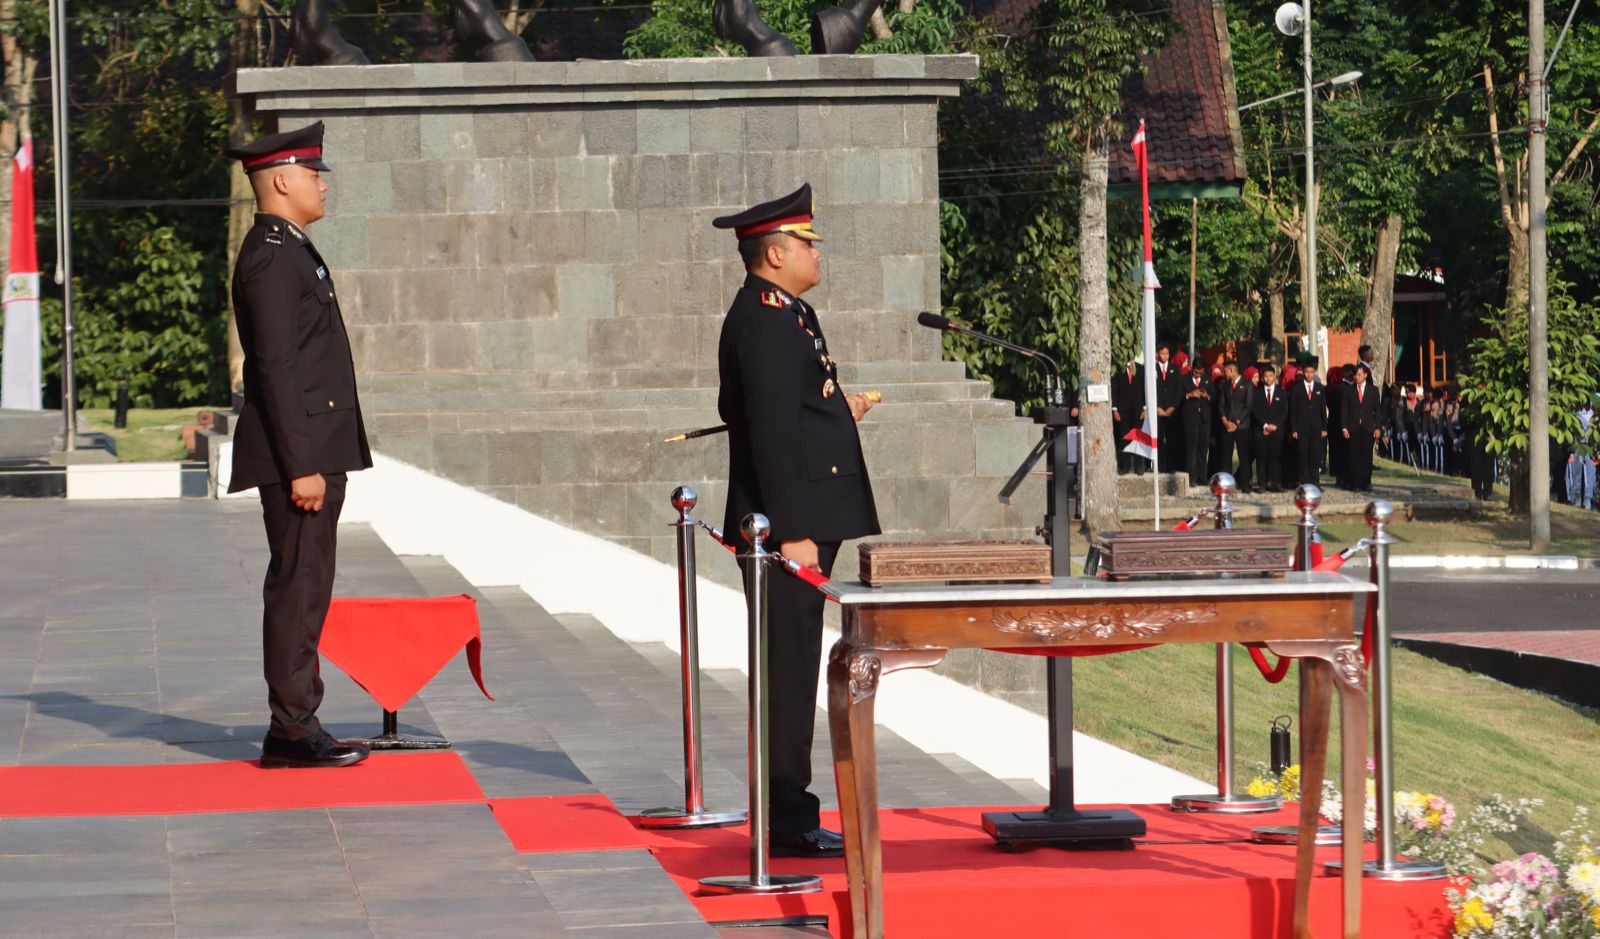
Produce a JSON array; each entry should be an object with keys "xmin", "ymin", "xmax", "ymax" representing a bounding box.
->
[
  {"xmin": 1, "ymin": 140, "xmax": 41, "ymax": 410},
  {"xmin": 1122, "ymin": 121, "xmax": 1159, "ymax": 462}
]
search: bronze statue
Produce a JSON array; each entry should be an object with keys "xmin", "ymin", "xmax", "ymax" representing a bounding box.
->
[
  {"xmin": 712, "ymin": 0, "xmax": 882, "ymax": 57},
  {"xmin": 293, "ymin": 0, "xmax": 535, "ymax": 65}
]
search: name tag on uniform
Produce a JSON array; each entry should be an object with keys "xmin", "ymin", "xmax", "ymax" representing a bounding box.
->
[{"xmin": 316, "ymin": 266, "xmax": 328, "ymax": 280}]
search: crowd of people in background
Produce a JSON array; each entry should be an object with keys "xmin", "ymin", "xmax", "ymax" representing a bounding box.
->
[{"xmin": 1105, "ymin": 342, "xmax": 1504, "ymax": 499}]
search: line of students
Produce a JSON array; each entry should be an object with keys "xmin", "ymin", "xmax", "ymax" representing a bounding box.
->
[{"xmin": 1111, "ymin": 342, "xmax": 1384, "ymax": 494}]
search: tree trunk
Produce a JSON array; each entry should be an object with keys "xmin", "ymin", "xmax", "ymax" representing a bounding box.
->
[
  {"xmin": 1267, "ymin": 288, "xmax": 1285, "ymax": 365},
  {"xmin": 1507, "ymin": 458, "xmax": 1530, "ymax": 514},
  {"xmin": 1077, "ymin": 125, "xmax": 1120, "ymax": 537},
  {"xmin": 226, "ymin": 0, "xmax": 264, "ymax": 397},
  {"xmin": 1504, "ymin": 220, "xmax": 1529, "ymax": 323},
  {"xmin": 1361, "ymin": 213, "xmax": 1402, "ymax": 386}
]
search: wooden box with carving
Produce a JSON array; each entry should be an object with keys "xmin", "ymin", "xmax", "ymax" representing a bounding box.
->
[
  {"xmin": 857, "ymin": 541, "xmax": 1053, "ymax": 587},
  {"xmin": 1094, "ymin": 529, "xmax": 1293, "ymax": 579}
]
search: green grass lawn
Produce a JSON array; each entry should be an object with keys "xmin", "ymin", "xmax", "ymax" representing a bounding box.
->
[
  {"xmin": 1070, "ymin": 643, "xmax": 1600, "ymax": 858},
  {"xmin": 81, "ymin": 408, "xmax": 207, "ymax": 462}
]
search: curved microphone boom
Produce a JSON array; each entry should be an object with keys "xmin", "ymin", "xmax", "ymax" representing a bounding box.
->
[{"xmin": 917, "ymin": 311, "xmax": 1065, "ymax": 404}]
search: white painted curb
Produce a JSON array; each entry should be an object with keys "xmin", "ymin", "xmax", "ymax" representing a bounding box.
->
[{"xmin": 340, "ymin": 453, "xmax": 1207, "ymax": 803}]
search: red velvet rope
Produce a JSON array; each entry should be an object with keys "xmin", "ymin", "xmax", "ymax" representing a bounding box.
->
[
  {"xmin": 699, "ymin": 524, "xmax": 836, "ymax": 598},
  {"xmin": 1243, "ymin": 545, "xmax": 1371, "ymax": 682}
]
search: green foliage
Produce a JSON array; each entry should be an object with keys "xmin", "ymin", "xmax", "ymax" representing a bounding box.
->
[
  {"xmin": 614, "ymin": 0, "xmax": 961, "ymax": 59},
  {"xmin": 1458, "ymin": 282, "xmax": 1600, "ymax": 464},
  {"xmin": 39, "ymin": 214, "xmax": 226, "ymax": 408}
]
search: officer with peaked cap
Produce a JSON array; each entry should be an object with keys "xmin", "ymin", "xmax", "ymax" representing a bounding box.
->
[
  {"xmin": 225, "ymin": 121, "xmax": 373, "ymax": 769},
  {"xmin": 715, "ymin": 184, "xmax": 880, "ymax": 858}
]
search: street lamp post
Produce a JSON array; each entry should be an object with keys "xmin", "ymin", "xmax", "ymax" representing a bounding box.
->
[{"xmin": 1273, "ymin": 2, "xmax": 1321, "ymax": 363}]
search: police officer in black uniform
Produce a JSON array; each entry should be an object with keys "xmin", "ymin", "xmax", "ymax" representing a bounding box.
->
[
  {"xmin": 715, "ymin": 184, "xmax": 880, "ymax": 858},
  {"xmin": 225, "ymin": 122, "xmax": 373, "ymax": 769}
]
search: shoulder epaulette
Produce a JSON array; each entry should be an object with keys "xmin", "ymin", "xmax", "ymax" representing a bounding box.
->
[
  {"xmin": 760, "ymin": 291, "xmax": 787, "ymax": 309},
  {"xmin": 263, "ymin": 225, "xmax": 284, "ymax": 246}
]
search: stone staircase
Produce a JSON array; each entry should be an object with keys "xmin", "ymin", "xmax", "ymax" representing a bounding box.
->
[{"xmin": 359, "ymin": 359, "xmax": 1049, "ymax": 584}]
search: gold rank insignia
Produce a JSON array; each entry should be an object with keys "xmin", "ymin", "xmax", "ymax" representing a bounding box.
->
[
  {"xmin": 822, "ymin": 378, "xmax": 837, "ymax": 398},
  {"xmin": 760, "ymin": 291, "xmax": 786, "ymax": 308}
]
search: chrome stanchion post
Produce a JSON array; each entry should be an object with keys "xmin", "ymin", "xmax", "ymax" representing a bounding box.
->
[
  {"xmin": 1252, "ymin": 484, "xmax": 1341, "ymax": 845},
  {"xmin": 699, "ymin": 514, "xmax": 822, "ymax": 896},
  {"xmin": 1173, "ymin": 474, "xmax": 1280, "ymax": 814},
  {"xmin": 640, "ymin": 487, "xmax": 747, "ymax": 830},
  {"xmin": 1335, "ymin": 500, "xmax": 1446, "ymax": 879}
]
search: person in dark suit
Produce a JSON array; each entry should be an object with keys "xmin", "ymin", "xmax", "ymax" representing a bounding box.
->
[
  {"xmin": 1341, "ymin": 362, "xmax": 1382, "ymax": 492},
  {"xmin": 1288, "ymin": 357, "xmax": 1328, "ymax": 486},
  {"xmin": 1153, "ymin": 342, "xmax": 1182, "ymax": 473},
  {"xmin": 1217, "ymin": 360, "xmax": 1253, "ymax": 490},
  {"xmin": 715, "ymin": 184, "xmax": 880, "ymax": 859},
  {"xmin": 1326, "ymin": 364, "xmax": 1348, "ymax": 486},
  {"xmin": 225, "ymin": 122, "xmax": 373, "ymax": 769},
  {"xmin": 1179, "ymin": 362, "xmax": 1211, "ymax": 487},
  {"xmin": 1111, "ymin": 358, "xmax": 1147, "ymax": 475},
  {"xmin": 1251, "ymin": 364, "xmax": 1288, "ymax": 492}
]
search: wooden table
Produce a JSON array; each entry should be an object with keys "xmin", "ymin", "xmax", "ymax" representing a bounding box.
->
[{"xmin": 824, "ymin": 572, "xmax": 1374, "ymax": 939}]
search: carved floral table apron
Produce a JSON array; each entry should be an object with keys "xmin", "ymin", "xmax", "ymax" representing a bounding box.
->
[{"xmin": 823, "ymin": 572, "xmax": 1375, "ymax": 939}]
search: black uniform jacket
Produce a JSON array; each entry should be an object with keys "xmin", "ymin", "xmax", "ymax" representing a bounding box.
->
[
  {"xmin": 1222, "ymin": 377, "xmax": 1253, "ymax": 430},
  {"xmin": 229, "ymin": 213, "xmax": 372, "ymax": 492},
  {"xmin": 1111, "ymin": 365, "xmax": 1145, "ymax": 423},
  {"xmin": 1289, "ymin": 380, "xmax": 1328, "ymax": 436},
  {"xmin": 1179, "ymin": 371, "xmax": 1211, "ymax": 424},
  {"xmin": 1250, "ymin": 383, "xmax": 1289, "ymax": 435},
  {"xmin": 1153, "ymin": 361, "xmax": 1182, "ymax": 412},
  {"xmin": 718, "ymin": 274, "xmax": 880, "ymax": 545},
  {"xmin": 1342, "ymin": 380, "xmax": 1382, "ymax": 437}
]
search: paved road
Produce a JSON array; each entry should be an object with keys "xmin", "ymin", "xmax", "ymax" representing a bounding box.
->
[{"xmin": 1389, "ymin": 569, "xmax": 1600, "ymax": 635}]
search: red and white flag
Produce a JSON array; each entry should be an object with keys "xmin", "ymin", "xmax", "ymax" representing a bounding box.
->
[
  {"xmin": 1, "ymin": 140, "xmax": 41, "ymax": 410},
  {"xmin": 1122, "ymin": 120, "xmax": 1159, "ymax": 463}
]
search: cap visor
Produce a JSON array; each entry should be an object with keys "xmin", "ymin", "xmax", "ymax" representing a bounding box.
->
[{"xmin": 789, "ymin": 229, "xmax": 822, "ymax": 242}]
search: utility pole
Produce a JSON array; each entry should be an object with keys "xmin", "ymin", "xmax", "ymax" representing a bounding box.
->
[
  {"xmin": 46, "ymin": 0, "xmax": 75, "ymax": 451},
  {"xmin": 1529, "ymin": 0, "xmax": 1550, "ymax": 550},
  {"xmin": 1302, "ymin": 0, "xmax": 1319, "ymax": 356}
]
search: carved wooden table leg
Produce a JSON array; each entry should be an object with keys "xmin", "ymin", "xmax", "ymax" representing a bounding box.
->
[
  {"xmin": 1332, "ymin": 645, "xmax": 1371, "ymax": 939},
  {"xmin": 828, "ymin": 642, "xmax": 947, "ymax": 939}
]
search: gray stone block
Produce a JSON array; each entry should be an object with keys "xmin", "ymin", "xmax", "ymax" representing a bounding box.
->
[
  {"xmin": 689, "ymin": 105, "xmax": 742, "ymax": 153},
  {"xmin": 635, "ymin": 208, "xmax": 693, "ymax": 264},
  {"xmin": 614, "ymin": 264, "xmax": 671, "ymax": 319},
  {"xmin": 539, "ymin": 431, "xmax": 595, "ymax": 483},
  {"xmin": 688, "ymin": 154, "xmax": 720, "ymax": 206},
  {"xmin": 895, "ymin": 476, "xmax": 949, "ymax": 532},
  {"xmin": 390, "ymin": 162, "xmax": 448, "ymax": 213},
  {"xmin": 823, "ymin": 256, "xmax": 883, "ymax": 312},
  {"xmin": 418, "ymin": 215, "xmax": 478, "ymax": 266},
  {"xmin": 530, "ymin": 109, "xmax": 583, "ymax": 157},
  {"xmin": 444, "ymin": 160, "xmax": 503, "ymax": 213},
  {"xmin": 880, "ymin": 255, "xmax": 927, "ymax": 310},
  {"xmin": 358, "ymin": 114, "xmax": 419, "ymax": 163},
  {"xmin": 853, "ymin": 202, "xmax": 935, "ymax": 257},
  {"xmin": 796, "ymin": 103, "xmax": 854, "ymax": 150},
  {"xmin": 557, "ymin": 264, "xmax": 616, "ymax": 319},
  {"xmin": 504, "ymin": 266, "xmax": 560, "ymax": 319},
  {"xmin": 473, "ymin": 213, "xmax": 534, "ymax": 268},
  {"xmin": 556, "ymin": 156, "xmax": 612, "ymax": 211},
  {"xmin": 363, "ymin": 323, "xmax": 426, "ymax": 372},
  {"xmin": 433, "ymin": 431, "xmax": 489, "ymax": 485},
  {"xmin": 310, "ymin": 214, "xmax": 369, "ymax": 270},
  {"xmin": 504, "ymin": 157, "xmax": 558, "ymax": 211},
  {"xmin": 479, "ymin": 321, "xmax": 538, "ymax": 371},
  {"xmin": 473, "ymin": 110, "xmax": 531, "ymax": 158},
  {"xmin": 636, "ymin": 106, "xmax": 691, "ymax": 154},
  {"xmin": 526, "ymin": 212, "xmax": 586, "ymax": 263},
  {"xmin": 351, "ymin": 271, "xmax": 399, "ymax": 324},
  {"xmin": 530, "ymin": 317, "xmax": 589, "ymax": 372},
  {"xmin": 583, "ymin": 107, "xmax": 637, "ymax": 155},
  {"xmin": 425, "ymin": 324, "xmax": 480, "ymax": 370},
  {"xmin": 583, "ymin": 210, "xmax": 641, "ymax": 264},
  {"xmin": 669, "ymin": 265, "xmax": 724, "ymax": 317},
  {"xmin": 712, "ymin": 151, "xmax": 744, "ymax": 206},
  {"xmin": 615, "ymin": 155, "xmax": 667, "ymax": 209},
  {"xmin": 878, "ymin": 148, "xmax": 922, "ymax": 204},
  {"xmin": 827, "ymin": 148, "xmax": 881, "ymax": 205},
  {"xmin": 588, "ymin": 317, "xmax": 676, "ymax": 369},
  {"xmin": 849, "ymin": 103, "xmax": 906, "ymax": 148},
  {"xmin": 485, "ymin": 431, "xmax": 542, "ymax": 485},
  {"xmin": 744, "ymin": 106, "xmax": 799, "ymax": 152},
  {"xmin": 419, "ymin": 111, "xmax": 476, "ymax": 160}
]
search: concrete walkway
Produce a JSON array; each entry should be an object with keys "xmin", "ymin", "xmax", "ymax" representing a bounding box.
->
[
  {"xmin": 0, "ymin": 408, "xmax": 58, "ymax": 464},
  {"xmin": 0, "ymin": 498, "xmax": 1043, "ymax": 937}
]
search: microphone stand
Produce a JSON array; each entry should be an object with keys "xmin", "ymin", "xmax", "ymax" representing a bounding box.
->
[{"xmin": 925, "ymin": 315, "xmax": 1145, "ymax": 848}]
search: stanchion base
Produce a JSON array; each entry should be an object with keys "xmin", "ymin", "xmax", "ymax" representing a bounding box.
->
[
  {"xmin": 1250, "ymin": 824, "xmax": 1344, "ymax": 846},
  {"xmin": 363, "ymin": 734, "xmax": 452, "ymax": 751},
  {"xmin": 981, "ymin": 808, "xmax": 1145, "ymax": 848},
  {"xmin": 1325, "ymin": 858, "xmax": 1449, "ymax": 881},
  {"xmin": 698, "ymin": 873, "xmax": 823, "ymax": 895},
  {"xmin": 1169, "ymin": 792, "xmax": 1282, "ymax": 814},
  {"xmin": 636, "ymin": 806, "xmax": 747, "ymax": 829}
]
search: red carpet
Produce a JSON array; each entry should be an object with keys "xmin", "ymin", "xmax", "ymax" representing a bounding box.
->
[
  {"xmin": 490, "ymin": 794, "xmax": 648, "ymax": 853},
  {"xmin": 0, "ymin": 751, "xmax": 484, "ymax": 818},
  {"xmin": 632, "ymin": 804, "xmax": 1453, "ymax": 939}
]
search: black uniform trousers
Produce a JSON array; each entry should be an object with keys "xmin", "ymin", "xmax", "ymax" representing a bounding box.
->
[
  {"xmin": 741, "ymin": 540, "xmax": 839, "ymax": 838},
  {"xmin": 1346, "ymin": 435, "xmax": 1376, "ymax": 490},
  {"xmin": 1231, "ymin": 427, "xmax": 1253, "ymax": 488},
  {"xmin": 1295, "ymin": 434, "xmax": 1324, "ymax": 486},
  {"xmin": 1254, "ymin": 430, "xmax": 1284, "ymax": 491},
  {"xmin": 259, "ymin": 472, "xmax": 347, "ymax": 741},
  {"xmin": 1183, "ymin": 413, "xmax": 1210, "ymax": 486}
]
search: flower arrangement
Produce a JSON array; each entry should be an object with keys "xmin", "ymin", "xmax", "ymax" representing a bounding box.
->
[
  {"xmin": 1246, "ymin": 762, "xmax": 1302, "ymax": 802},
  {"xmin": 1448, "ymin": 808, "xmax": 1600, "ymax": 937}
]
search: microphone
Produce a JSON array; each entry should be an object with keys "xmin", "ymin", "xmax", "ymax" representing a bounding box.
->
[{"xmin": 917, "ymin": 311, "xmax": 1065, "ymax": 403}]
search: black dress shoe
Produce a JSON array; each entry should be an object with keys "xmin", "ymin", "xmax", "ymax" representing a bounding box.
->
[
  {"xmin": 260, "ymin": 730, "xmax": 370, "ymax": 769},
  {"xmin": 771, "ymin": 827, "xmax": 845, "ymax": 858}
]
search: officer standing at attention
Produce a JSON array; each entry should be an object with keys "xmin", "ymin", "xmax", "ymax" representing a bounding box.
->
[
  {"xmin": 715, "ymin": 184, "xmax": 880, "ymax": 858},
  {"xmin": 225, "ymin": 122, "xmax": 373, "ymax": 769}
]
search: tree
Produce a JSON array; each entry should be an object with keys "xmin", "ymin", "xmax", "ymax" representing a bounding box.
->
[
  {"xmin": 226, "ymin": 0, "xmax": 264, "ymax": 396},
  {"xmin": 1459, "ymin": 281, "xmax": 1600, "ymax": 514}
]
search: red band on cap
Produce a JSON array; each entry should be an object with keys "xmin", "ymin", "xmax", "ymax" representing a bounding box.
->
[
  {"xmin": 735, "ymin": 213, "xmax": 812, "ymax": 239},
  {"xmin": 243, "ymin": 146, "xmax": 323, "ymax": 170}
]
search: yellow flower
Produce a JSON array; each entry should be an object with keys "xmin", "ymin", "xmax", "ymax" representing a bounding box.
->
[
  {"xmin": 1280, "ymin": 765, "xmax": 1302, "ymax": 802},
  {"xmin": 1453, "ymin": 897, "xmax": 1494, "ymax": 935},
  {"xmin": 1247, "ymin": 777, "xmax": 1277, "ymax": 799},
  {"xmin": 1590, "ymin": 906, "xmax": 1600, "ymax": 929}
]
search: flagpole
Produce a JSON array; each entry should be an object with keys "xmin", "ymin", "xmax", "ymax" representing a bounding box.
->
[
  {"xmin": 47, "ymin": 0, "xmax": 76, "ymax": 451},
  {"xmin": 1135, "ymin": 120, "xmax": 1160, "ymax": 528}
]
